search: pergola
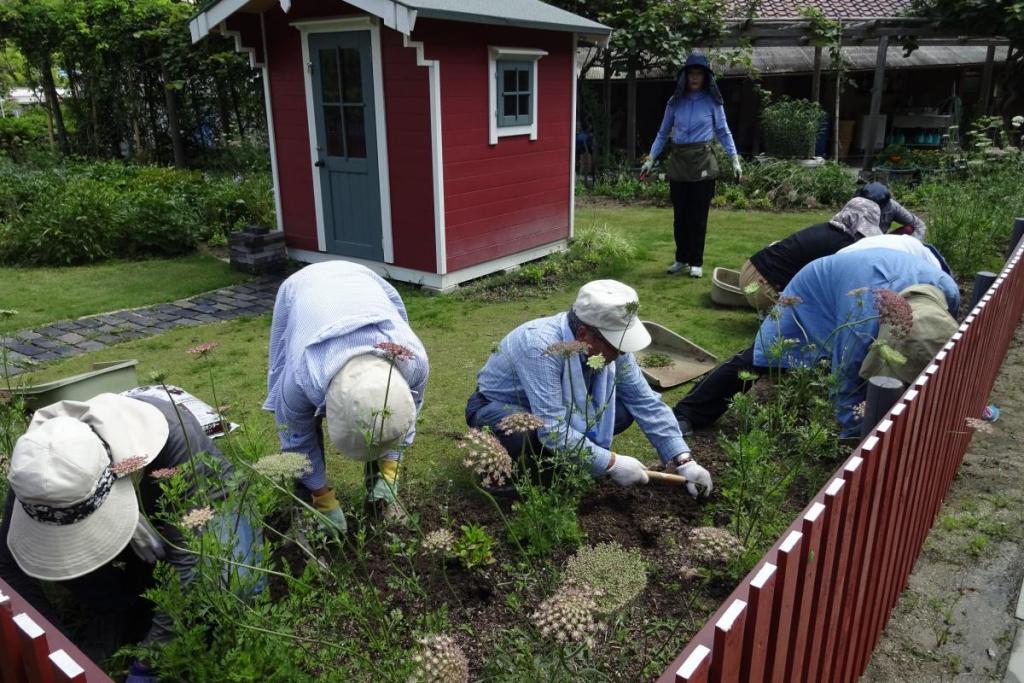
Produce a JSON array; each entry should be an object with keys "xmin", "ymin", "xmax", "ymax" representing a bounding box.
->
[{"xmin": 718, "ymin": 14, "xmax": 1009, "ymax": 166}]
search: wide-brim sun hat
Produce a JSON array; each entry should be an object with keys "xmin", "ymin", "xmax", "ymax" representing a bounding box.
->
[
  {"xmin": 573, "ymin": 280, "xmax": 652, "ymax": 353},
  {"xmin": 6, "ymin": 417, "xmax": 142, "ymax": 581},
  {"xmin": 326, "ymin": 353, "xmax": 416, "ymax": 462},
  {"xmin": 28, "ymin": 393, "xmax": 169, "ymax": 467}
]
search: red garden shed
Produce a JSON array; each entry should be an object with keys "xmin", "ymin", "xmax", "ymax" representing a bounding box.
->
[{"xmin": 189, "ymin": 0, "xmax": 610, "ymax": 291}]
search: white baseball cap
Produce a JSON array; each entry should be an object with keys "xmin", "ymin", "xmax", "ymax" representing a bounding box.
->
[
  {"xmin": 572, "ymin": 280, "xmax": 651, "ymax": 353},
  {"xmin": 6, "ymin": 394, "xmax": 169, "ymax": 581},
  {"xmin": 325, "ymin": 354, "xmax": 416, "ymax": 462}
]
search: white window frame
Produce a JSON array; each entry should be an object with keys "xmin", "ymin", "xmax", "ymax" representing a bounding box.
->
[{"xmin": 488, "ymin": 46, "xmax": 547, "ymax": 145}]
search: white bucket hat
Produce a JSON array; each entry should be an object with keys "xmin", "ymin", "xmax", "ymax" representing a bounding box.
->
[
  {"xmin": 573, "ymin": 280, "xmax": 651, "ymax": 353},
  {"xmin": 325, "ymin": 354, "xmax": 415, "ymax": 462},
  {"xmin": 6, "ymin": 394, "xmax": 169, "ymax": 581}
]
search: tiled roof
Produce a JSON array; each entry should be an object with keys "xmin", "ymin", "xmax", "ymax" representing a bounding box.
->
[{"xmin": 727, "ymin": 0, "xmax": 913, "ymax": 20}]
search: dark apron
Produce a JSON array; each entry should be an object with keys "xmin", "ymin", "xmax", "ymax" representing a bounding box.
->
[{"xmin": 666, "ymin": 141, "xmax": 719, "ymax": 183}]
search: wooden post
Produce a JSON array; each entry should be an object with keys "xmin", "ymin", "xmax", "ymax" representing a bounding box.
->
[
  {"xmin": 626, "ymin": 56, "xmax": 637, "ymax": 163},
  {"xmin": 861, "ymin": 36, "xmax": 889, "ymax": 170},
  {"xmin": 862, "ymin": 376, "xmax": 903, "ymax": 437},
  {"xmin": 972, "ymin": 271, "xmax": 999, "ymax": 308},
  {"xmin": 980, "ymin": 44, "xmax": 996, "ymax": 115},
  {"xmin": 1008, "ymin": 217, "xmax": 1024, "ymax": 256},
  {"xmin": 832, "ymin": 18, "xmax": 843, "ymax": 161},
  {"xmin": 812, "ymin": 46, "xmax": 823, "ymax": 103}
]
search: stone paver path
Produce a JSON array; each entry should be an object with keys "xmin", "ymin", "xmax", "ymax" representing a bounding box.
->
[{"xmin": 1, "ymin": 276, "xmax": 283, "ymax": 376}]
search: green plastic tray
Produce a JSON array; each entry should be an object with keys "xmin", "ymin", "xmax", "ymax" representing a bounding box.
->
[{"xmin": 14, "ymin": 360, "xmax": 139, "ymax": 412}]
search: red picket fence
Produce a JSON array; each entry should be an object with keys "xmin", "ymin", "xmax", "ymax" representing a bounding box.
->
[
  {"xmin": 658, "ymin": 242, "xmax": 1024, "ymax": 683},
  {"xmin": 0, "ymin": 579, "xmax": 113, "ymax": 681}
]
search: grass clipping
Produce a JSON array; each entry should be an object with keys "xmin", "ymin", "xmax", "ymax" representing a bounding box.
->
[{"xmin": 561, "ymin": 542, "xmax": 648, "ymax": 615}]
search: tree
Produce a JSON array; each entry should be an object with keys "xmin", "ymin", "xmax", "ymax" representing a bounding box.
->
[{"xmin": 910, "ymin": 0, "xmax": 1023, "ymax": 120}]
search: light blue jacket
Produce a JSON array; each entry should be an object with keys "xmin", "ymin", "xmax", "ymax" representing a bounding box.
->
[{"xmin": 649, "ymin": 90, "xmax": 738, "ymax": 160}]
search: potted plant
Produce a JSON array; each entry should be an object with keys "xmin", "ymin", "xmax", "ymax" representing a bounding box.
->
[{"xmin": 760, "ymin": 96, "xmax": 825, "ymax": 162}]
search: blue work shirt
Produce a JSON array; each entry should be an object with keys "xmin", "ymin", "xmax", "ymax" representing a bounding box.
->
[
  {"xmin": 649, "ymin": 90, "xmax": 738, "ymax": 160},
  {"xmin": 263, "ymin": 261, "xmax": 429, "ymax": 490},
  {"xmin": 753, "ymin": 249, "xmax": 959, "ymax": 437},
  {"xmin": 476, "ymin": 312, "xmax": 689, "ymax": 475}
]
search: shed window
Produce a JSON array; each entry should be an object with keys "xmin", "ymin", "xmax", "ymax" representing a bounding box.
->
[{"xmin": 497, "ymin": 61, "xmax": 533, "ymax": 127}]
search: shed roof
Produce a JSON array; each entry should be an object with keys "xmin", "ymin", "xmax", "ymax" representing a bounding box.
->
[
  {"xmin": 581, "ymin": 45, "xmax": 1008, "ymax": 80},
  {"xmin": 725, "ymin": 0, "xmax": 912, "ymax": 20},
  {"xmin": 190, "ymin": 0, "xmax": 610, "ymax": 45}
]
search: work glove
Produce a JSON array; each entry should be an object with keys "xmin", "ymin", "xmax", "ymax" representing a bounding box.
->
[
  {"xmin": 731, "ymin": 156, "xmax": 743, "ymax": 182},
  {"xmin": 130, "ymin": 515, "xmax": 165, "ymax": 564},
  {"xmin": 673, "ymin": 453, "xmax": 713, "ymax": 498},
  {"xmin": 606, "ymin": 454, "xmax": 650, "ymax": 487},
  {"xmin": 640, "ymin": 158, "xmax": 655, "ymax": 178},
  {"xmin": 125, "ymin": 660, "xmax": 158, "ymax": 683},
  {"xmin": 311, "ymin": 487, "xmax": 347, "ymax": 534}
]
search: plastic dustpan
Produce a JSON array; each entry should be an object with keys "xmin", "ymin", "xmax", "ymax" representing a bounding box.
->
[
  {"xmin": 711, "ymin": 267, "xmax": 749, "ymax": 308},
  {"xmin": 13, "ymin": 360, "xmax": 139, "ymax": 413},
  {"xmin": 637, "ymin": 322, "xmax": 717, "ymax": 390}
]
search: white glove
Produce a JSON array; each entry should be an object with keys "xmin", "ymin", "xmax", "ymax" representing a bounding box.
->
[
  {"xmin": 607, "ymin": 454, "xmax": 650, "ymax": 487},
  {"xmin": 674, "ymin": 454, "xmax": 713, "ymax": 498},
  {"xmin": 130, "ymin": 515, "xmax": 166, "ymax": 563},
  {"xmin": 731, "ymin": 156, "xmax": 743, "ymax": 181},
  {"xmin": 640, "ymin": 158, "xmax": 655, "ymax": 176}
]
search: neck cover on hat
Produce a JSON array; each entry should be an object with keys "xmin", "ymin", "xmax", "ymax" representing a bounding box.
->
[{"xmin": 830, "ymin": 197, "xmax": 882, "ymax": 239}]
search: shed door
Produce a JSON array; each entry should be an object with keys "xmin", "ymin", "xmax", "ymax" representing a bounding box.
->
[{"xmin": 309, "ymin": 31, "xmax": 382, "ymax": 261}]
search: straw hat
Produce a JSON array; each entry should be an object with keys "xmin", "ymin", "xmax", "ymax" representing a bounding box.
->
[
  {"xmin": 325, "ymin": 354, "xmax": 415, "ymax": 462},
  {"xmin": 6, "ymin": 394, "xmax": 168, "ymax": 580}
]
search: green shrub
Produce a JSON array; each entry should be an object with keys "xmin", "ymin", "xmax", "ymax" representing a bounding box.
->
[
  {"xmin": 761, "ymin": 97, "xmax": 824, "ymax": 159},
  {"xmin": 121, "ymin": 187, "xmax": 203, "ymax": 257},
  {"xmin": 199, "ymin": 173, "xmax": 275, "ymax": 239},
  {"xmin": 1, "ymin": 177, "xmax": 124, "ymax": 265},
  {"xmin": 0, "ymin": 113, "xmax": 49, "ymax": 161}
]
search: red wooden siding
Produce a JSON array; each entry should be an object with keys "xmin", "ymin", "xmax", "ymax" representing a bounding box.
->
[
  {"xmin": 380, "ymin": 28, "xmax": 437, "ymax": 272},
  {"xmin": 412, "ymin": 20, "xmax": 573, "ymax": 273},
  {"xmin": 223, "ymin": 14, "xmax": 264, "ymax": 65},
  {"xmin": 257, "ymin": 3, "xmax": 437, "ymax": 270}
]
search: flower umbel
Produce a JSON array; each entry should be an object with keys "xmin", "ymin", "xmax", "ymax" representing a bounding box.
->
[
  {"xmin": 0, "ymin": 309, "xmax": 18, "ymax": 319},
  {"xmin": 374, "ymin": 341, "xmax": 416, "ymax": 362},
  {"xmin": 847, "ymin": 287, "xmax": 868, "ymax": 298},
  {"xmin": 180, "ymin": 506, "xmax": 215, "ymax": 530},
  {"xmin": 408, "ymin": 634, "xmax": 469, "ymax": 683},
  {"xmin": 852, "ymin": 401, "xmax": 866, "ymax": 420},
  {"xmin": 743, "ymin": 282, "xmax": 761, "ymax": 295},
  {"xmin": 459, "ymin": 429, "xmax": 513, "ymax": 487},
  {"xmin": 873, "ymin": 288, "xmax": 913, "ymax": 339},
  {"xmin": 687, "ymin": 527, "xmax": 743, "ymax": 567},
  {"xmin": 544, "ymin": 340, "xmax": 590, "ymax": 358},
  {"xmin": 562, "ymin": 542, "xmax": 648, "ymax": 614},
  {"xmin": 776, "ymin": 294, "xmax": 803, "ymax": 307},
  {"xmin": 252, "ymin": 452, "xmax": 312, "ymax": 481},
  {"xmin": 187, "ymin": 342, "xmax": 219, "ymax": 356},
  {"xmin": 496, "ymin": 412, "xmax": 545, "ymax": 435},
  {"xmin": 874, "ymin": 340, "xmax": 908, "ymax": 367},
  {"xmin": 532, "ymin": 585, "xmax": 602, "ymax": 647},
  {"xmin": 149, "ymin": 467, "xmax": 179, "ymax": 480},
  {"xmin": 422, "ymin": 529, "xmax": 456, "ymax": 555},
  {"xmin": 965, "ymin": 417, "xmax": 994, "ymax": 434},
  {"xmin": 586, "ymin": 354, "xmax": 606, "ymax": 370},
  {"xmin": 110, "ymin": 456, "xmax": 148, "ymax": 476}
]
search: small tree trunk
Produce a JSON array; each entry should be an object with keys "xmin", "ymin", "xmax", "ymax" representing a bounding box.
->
[
  {"xmin": 161, "ymin": 61, "xmax": 187, "ymax": 168},
  {"xmin": 626, "ymin": 54, "xmax": 638, "ymax": 163},
  {"xmin": 230, "ymin": 83, "xmax": 246, "ymax": 140},
  {"xmin": 216, "ymin": 79, "xmax": 232, "ymax": 141},
  {"xmin": 39, "ymin": 56, "xmax": 69, "ymax": 155},
  {"xmin": 601, "ymin": 49, "xmax": 612, "ymax": 165}
]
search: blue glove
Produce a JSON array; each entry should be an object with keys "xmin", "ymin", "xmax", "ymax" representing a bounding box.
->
[{"xmin": 126, "ymin": 660, "xmax": 159, "ymax": 683}]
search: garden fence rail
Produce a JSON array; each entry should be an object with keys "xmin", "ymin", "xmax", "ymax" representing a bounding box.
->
[
  {"xmin": 0, "ymin": 578, "xmax": 112, "ymax": 682},
  {"xmin": 658, "ymin": 232, "xmax": 1024, "ymax": 683}
]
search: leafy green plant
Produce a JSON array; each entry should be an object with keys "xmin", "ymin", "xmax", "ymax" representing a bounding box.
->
[
  {"xmin": 508, "ymin": 492, "xmax": 585, "ymax": 559},
  {"xmin": 452, "ymin": 523, "xmax": 496, "ymax": 570},
  {"xmin": 760, "ymin": 97, "xmax": 824, "ymax": 159}
]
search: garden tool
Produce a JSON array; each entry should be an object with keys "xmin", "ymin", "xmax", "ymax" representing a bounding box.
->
[{"xmin": 645, "ymin": 470, "xmax": 689, "ymax": 486}]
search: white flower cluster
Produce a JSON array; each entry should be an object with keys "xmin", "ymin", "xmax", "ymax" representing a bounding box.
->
[
  {"xmin": 459, "ymin": 429, "xmax": 513, "ymax": 487},
  {"xmin": 407, "ymin": 634, "xmax": 469, "ymax": 683},
  {"xmin": 252, "ymin": 452, "xmax": 312, "ymax": 481},
  {"xmin": 531, "ymin": 585, "xmax": 601, "ymax": 647},
  {"xmin": 561, "ymin": 542, "xmax": 647, "ymax": 614},
  {"xmin": 687, "ymin": 526, "xmax": 743, "ymax": 567},
  {"xmin": 422, "ymin": 529, "xmax": 456, "ymax": 555}
]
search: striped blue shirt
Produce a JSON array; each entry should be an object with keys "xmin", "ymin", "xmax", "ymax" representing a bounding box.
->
[
  {"xmin": 476, "ymin": 312, "xmax": 689, "ymax": 475},
  {"xmin": 263, "ymin": 261, "xmax": 429, "ymax": 490},
  {"xmin": 649, "ymin": 90, "xmax": 738, "ymax": 160}
]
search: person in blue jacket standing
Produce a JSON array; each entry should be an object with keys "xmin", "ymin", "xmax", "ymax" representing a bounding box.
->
[{"xmin": 641, "ymin": 52, "xmax": 742, "ymax": 278}]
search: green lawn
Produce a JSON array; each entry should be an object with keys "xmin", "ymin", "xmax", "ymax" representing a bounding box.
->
[
  {"xmin": 0, "ymin": 253, "xmax": 250, "ymax": 330},
  {"xmin": 12, "ymin": 205, "xmax": 826, "ymax": 502}
]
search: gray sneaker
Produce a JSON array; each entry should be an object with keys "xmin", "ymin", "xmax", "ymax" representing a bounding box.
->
[
  {"xmin": 689, "ymin": 266, "xmax": 703, "ymax": 278},
  {"xmin": 677, "ymin": 417, "xmax": 694, "ymax": 438},
  {"xmin": 667, "ymin": 261, "xmax": 688, "ymax": 274}
]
